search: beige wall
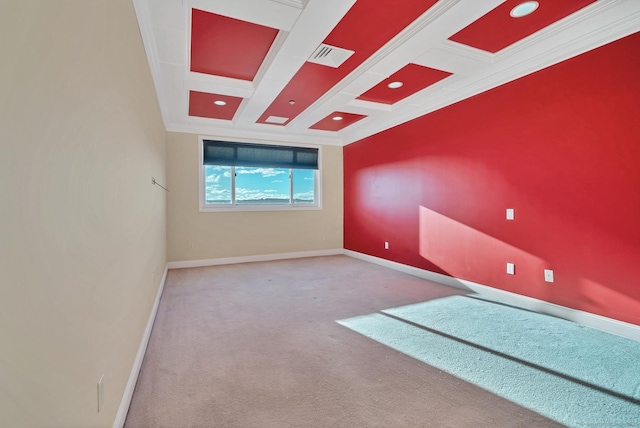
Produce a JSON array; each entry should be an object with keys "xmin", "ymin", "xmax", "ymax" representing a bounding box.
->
[
  {"xmin": 166, "ymin": 132, "xmax": 343, "ymax": 262},
  {"xmin": 0, "ymin": 1, "xmax": 166, "ymax": 427}
]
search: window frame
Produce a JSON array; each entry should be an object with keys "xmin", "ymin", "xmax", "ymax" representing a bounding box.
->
[{"xmin": 198, "ymin": 136, "xmax": 322, "ymax": 212}]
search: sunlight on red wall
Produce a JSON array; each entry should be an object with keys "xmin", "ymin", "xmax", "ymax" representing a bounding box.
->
[{"xmin": 419, "ymin": 206, "xmax": 546, "ymax": 288}]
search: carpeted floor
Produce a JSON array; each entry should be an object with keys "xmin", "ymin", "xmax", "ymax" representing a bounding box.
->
[{"xmin": 125, "ymin": 255, "xmax": 570, "ymax": 427}]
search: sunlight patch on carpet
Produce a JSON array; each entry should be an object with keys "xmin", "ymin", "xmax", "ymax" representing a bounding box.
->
[{"xmin": 337, "ymin": 295, "xmax": 640, "ymax": 428}]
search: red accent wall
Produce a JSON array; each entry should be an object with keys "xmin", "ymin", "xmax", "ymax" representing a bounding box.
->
[{"xmin": 344, "ymin": 32, "xmax": 640, "ymax": 326}]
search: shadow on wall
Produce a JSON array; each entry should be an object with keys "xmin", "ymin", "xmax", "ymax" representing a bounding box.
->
[
  {"xmin": 577, "ymin": 278, "xmax": 640, "ymax": 324},
  {"xmin": 419, "ymin": 205, "xmax": 547, "ymax": 287}
]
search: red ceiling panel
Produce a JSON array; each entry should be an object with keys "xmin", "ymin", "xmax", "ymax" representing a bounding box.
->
[
  {"xmin": 449, "ymin": 0, "xmax": 597, "ymax": 53},
  {"xmin": 310, "ymin": 112, "xmax": 367, "ymax": 132},
  {"xmin": 257, "ymin": 0, "xmax": 439, "ymax": 125},
  {"xmin": 189, "ymin": 91, "xmax": 243, "ymax": 120},
  {"xmin": 190, "ymin": 9, "xmax": 279, "ymax": 81},
  {"xmin": 357, "ymin": 63, "xmax": 452, "ymax": 105}
]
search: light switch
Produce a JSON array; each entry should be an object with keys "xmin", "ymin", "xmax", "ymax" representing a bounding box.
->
[
  {"xmin": 544, "ymin": 269, "xmax": 554, "ymax": 283},
  {"xmin": 506, "ymin": 208, "xmax": 515, "ymax": 220},
  {"xmin": 506, "ymin": 263, "xmax": 515, "ymax": 275}
]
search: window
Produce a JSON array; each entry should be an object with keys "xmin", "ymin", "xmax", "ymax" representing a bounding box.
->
[{"xmin": 199, "ymin": 138, "xmax": 321, "ymax": 211}]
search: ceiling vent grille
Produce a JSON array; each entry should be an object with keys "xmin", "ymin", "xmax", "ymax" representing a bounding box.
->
[
  {"xmin": 307, "ymin": 43, "xmax": 355, "ymax": 68},
  {"xmin": 265, "ymin": 115, "xmax": 289, "ymax": 124}
]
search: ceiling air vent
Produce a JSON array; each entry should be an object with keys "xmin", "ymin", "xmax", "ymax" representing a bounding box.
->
[
  {"xmin": 307, "ymin": 43, "xmax": 355, "ymax": 68},
  {"xmin": 265, "ymin": 116, "xmax": 289, "ymax": 124}
]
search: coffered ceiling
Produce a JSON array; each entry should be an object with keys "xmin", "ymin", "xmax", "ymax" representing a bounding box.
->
[{"xmin": 133, "ymin": 0, "xmax": 640, "ymax": 146}]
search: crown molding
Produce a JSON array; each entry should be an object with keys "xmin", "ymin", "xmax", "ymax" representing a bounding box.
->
[{"xmin": 133, "ymin": 0, "xmax": 172, "ymax": 131}]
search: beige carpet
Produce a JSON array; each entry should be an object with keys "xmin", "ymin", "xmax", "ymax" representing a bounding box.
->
[{"xmin": 124, "ymin": 255, "xmax": 562, "ymax": 427}]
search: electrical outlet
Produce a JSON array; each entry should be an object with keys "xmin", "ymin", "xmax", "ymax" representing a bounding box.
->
[
  {"xmin": 97, "ymin": 375, "xmax": 104, "ymax": 412},
  {"xmin": 544, "ymin": 269, "xmax": 554, "ymax": 283},
  {"xmin": 384, "ymin": 241, "xmax": 389, "ymax": 250},
  {"xmin": 506, "ymin": 208, "xmax": 515, "ymax": 220},
  {"xmin": 506, "ymin": 263, "xmax": 515, "ymax": 275}
]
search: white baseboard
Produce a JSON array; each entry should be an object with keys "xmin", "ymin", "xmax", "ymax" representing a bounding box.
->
[
  {"xmin": 166, "ymin": 249, "xmax": 344, "ymax": 269},
  {"xmin": 113, "ymin": 265, "xmax": 168, "ymax": 428},
  {"xmin": 343, "ymin": 250, "xmax": 640, "ymax": 343}
]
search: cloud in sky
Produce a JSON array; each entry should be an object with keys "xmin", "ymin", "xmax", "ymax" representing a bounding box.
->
[
  {"xmin": 236, "ymin": 187, "xmax": 288, "ymax": 200},
  {"xmin": 237, "ymin": 167, "xmax": 287, "ymax": 178},
  {"xmin": 206, "ymin": 174, "xmax": 221, "ymax": 184},
  {"xmin": 293, "ymin": 190, "xmax": 314, "ymax": 201},
  {"xmin": 206, "ymin": 188, "xmax": 230, "ymax": 203}
]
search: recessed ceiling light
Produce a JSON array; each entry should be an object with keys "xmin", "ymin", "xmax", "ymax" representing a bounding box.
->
[
  {"xmin": 213, "ymin": 100, "xmax": 227, "ymax": 106},
  {"xmin": 289, "ymin": 100, "xmax": 296, "ymax": 105},
  {"xmin": 332, "ymin": 116, "xmax": 343, "ymax": 121},
  {"xmin": 510, "ymin": 1, "xmax": 539, "ymax": 18},
  {"xmin": 387, "ymin": 81, "xmax": 403, "ymax": 89}
]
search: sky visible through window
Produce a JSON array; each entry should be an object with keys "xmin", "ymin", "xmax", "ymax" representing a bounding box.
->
[{"xmin": 205, "ymin": 165, "xmax": 315, "ymax": 204}]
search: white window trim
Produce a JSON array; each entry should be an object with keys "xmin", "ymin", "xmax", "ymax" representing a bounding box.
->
[{"xmin": 198, "ymin": 136, "xmax": 323, "ymax": 212}]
